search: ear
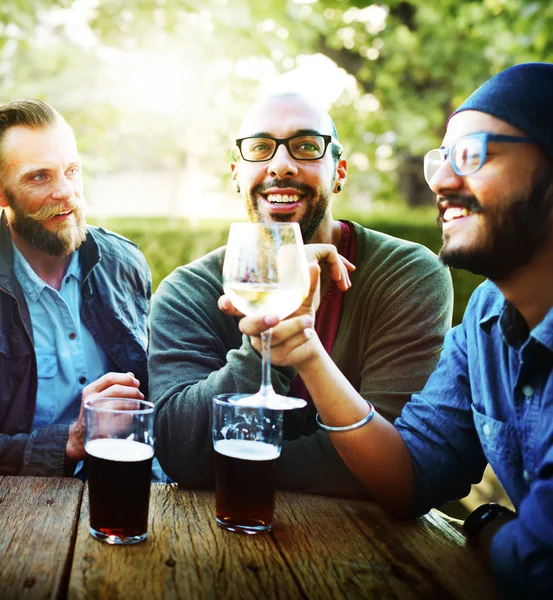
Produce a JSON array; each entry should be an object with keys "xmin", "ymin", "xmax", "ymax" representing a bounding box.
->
[
  {"xmin": 334, "ymin": 158, "xmax": 347, "ymax": 193},
  {"xmin": 230, "ymin": 161, "xmax": 240, "ymax": 190},
  {"xmin": 0, "ymin": 186, "xmax": 8, "ymax": 209}
]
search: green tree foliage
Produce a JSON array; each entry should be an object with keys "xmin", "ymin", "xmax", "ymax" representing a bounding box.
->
[{"xmin": 2, "ymin": 0, "xmax": 552, "ymax": 204}]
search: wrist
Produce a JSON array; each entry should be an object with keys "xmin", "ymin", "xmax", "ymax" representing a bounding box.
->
[
  {"xmin": 463, "ymin": 503, "xmax": 515, "ymax": 551},
  {"xmin": 294, "ymin": 331, "xmax": 327, "ymax": 369},
  {"xmin": 65, "ymin": 420, "xmax": 85, "ymax": 462}
]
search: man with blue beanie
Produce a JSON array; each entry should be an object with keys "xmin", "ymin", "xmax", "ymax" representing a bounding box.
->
[{"xmin": 233, "ymin": 62, "xmax": 553, "ymax": 597}]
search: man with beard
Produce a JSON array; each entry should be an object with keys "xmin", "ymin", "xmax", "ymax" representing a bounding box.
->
[
  {"xmin": 0, "ymin": 99, "xmax": 151, "ymax": 476},
  {"xmin": 149, "ymin": 92, "xmax": 453, "ymax": 496},
  {"xmin": 231, "ymin": 65, "xmax": 553, "ymax": 596}
]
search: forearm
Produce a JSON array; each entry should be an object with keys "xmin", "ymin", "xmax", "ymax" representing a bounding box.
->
[
  {"xmin": 277, "ymin": 431, "xmax": 369, "ymax": 498},
  {"xmin": 0, "ymin": 425, "xmax": 70, "ymax": 477},
  {"xmin": 297, "ymin": 340, "xmax": 415, "ymax": 515}
]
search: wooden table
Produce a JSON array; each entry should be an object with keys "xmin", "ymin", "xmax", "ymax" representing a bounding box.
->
[{"xmin": 0, "ymin": 477, "xmax": 499, "ymax": 599}]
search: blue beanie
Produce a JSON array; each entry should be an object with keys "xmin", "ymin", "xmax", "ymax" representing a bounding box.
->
[{"xmin": 450, "ymin": 62, "xmax": 553, "ymax": 162}]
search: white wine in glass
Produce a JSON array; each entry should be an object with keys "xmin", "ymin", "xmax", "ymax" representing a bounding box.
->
[{"xmin": 223, "ymin": 222, "xmax": 311, "ymax": 410}]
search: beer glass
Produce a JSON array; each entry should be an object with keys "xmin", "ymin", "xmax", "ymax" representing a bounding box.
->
[
  {"xmin": 223, "ymin": 222, "xmax": 310, "ymax": 410},
  {"xmin": 84, "ymin": 398, "xmax": 155, "ymax": 545},
  {"xmin": 212, "ymin": 393, "xmax": 283, "ymax": 534}
]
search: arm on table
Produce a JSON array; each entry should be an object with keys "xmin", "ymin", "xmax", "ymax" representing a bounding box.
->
[
  {"xmin": 236, "ymin": 254, "xmax": 451, "ymax": 510},
  {"xmin": 237, "ymin": 245, "xmax": 454, "ymax": 499}
]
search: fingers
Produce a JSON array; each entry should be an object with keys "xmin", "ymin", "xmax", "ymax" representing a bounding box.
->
[
  {"xmin": 218, "ymin": 294, "xmax": 245, "ymax": 317},
  {"xmin": 239, "ymin": 313, "xmax": 281, "ymax": 336},
  {"xmin": 304, "ymin": 243, "xmax": 355, "ymax": 292},
  {"xmin": 249, "ymin": 316, "xmax": 319, "ymax": 368},
  {"xmin": 267, "ymin": 315, "xmax": 314, "ymax": 346},
  {"xmin": 82, "ymin": 372, "xmax": 144, "ymax": 402},
  {"xmin": 304, "ymin": 263, "xmax": 321, "ymax": 310}
]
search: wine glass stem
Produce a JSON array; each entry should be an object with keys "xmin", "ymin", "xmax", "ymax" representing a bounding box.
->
[{"xmin": 259, "ymin": 329, "xmax": 275, "ymax": 397}]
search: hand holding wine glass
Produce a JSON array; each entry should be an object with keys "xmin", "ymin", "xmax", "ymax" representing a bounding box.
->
[{"xmin": 222, "ymin": 222, "xmax": 311, "ymax": 409}]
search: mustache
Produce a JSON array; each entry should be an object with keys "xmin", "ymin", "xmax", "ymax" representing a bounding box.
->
[
  {"xmin": 436, "ymin": 194, "xmax": 483, "ymax": 226},
  {"xmin": 252, "ymin": 179, "xmax": 314, "ymax": 196},
  {"xmin": 25, "ymin": 202, "xmax": 83, "ymax": 222}
]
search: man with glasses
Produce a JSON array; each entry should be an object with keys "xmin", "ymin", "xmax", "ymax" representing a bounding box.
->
[
  {"xmin": 149, "ymin": 92, "xmax": 452, "ymax": 496},
  {"xmin": 230, "ymin": 65, "xmax": 553, "ymax": 595}
]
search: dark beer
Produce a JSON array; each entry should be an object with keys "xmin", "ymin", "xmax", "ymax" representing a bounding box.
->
[
  {"xmin": 214, "ymin": 439, "xmax": 280, "ymax": 533},
  {"xmin": 86, "ymin": 438, "xmax": 153, "ymax": 543}
]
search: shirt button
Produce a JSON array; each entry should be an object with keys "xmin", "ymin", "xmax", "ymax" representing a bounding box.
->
[
  {"xmin": 482, "ymin": 424, "xmax": 491, "ymax": 437},
  {"xmin": 522, "ymin": 385, "xmax": 533, "ymax": 398},
  {"xmin": 523, "ymin": 470, "xmax": 530, "ymax": 482},
  {"xmin": 69, "ymin": 332, "xmax": 77, "ymax": 340},
  {"xmin": 79, "ymin": 376, "xmax": 87, "ymax": 385},
  {"xmin": 65, "ymin": 276, "xmax": 70, "ymax": 284}
]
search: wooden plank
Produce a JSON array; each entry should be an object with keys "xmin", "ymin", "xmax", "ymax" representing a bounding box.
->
[
  {"xmin": 68, "ymin": 484, "xmax": 302, "ymax": 600},
  {"xmin": 337, "ymin": 499, "xmax": 499, "ymax": 600},
  {"xmin": 0, "ymin": 476, "xmax": 83, "ymax": 600},
  {"xmin": 272, "ymin": 492, "xmax": 498, "ymax": 600}
]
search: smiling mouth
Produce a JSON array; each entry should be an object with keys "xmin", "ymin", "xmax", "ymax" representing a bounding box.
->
[
  {"xmin": 442, "ymin": 206, "xmax": 471, "ymax": 222},
  {"xmin": 437, "ymin": 196, "xmax": 482, "ymax": 226},
  {"xmin": 54, "ymin": 210, "xmax": 73, "ymax": 217},
  {"xmin": 265, "ymin": 193, "xmax": 301, "ymax": 204}
]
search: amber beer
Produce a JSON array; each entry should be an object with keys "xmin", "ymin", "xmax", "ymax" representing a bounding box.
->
[
  {"xmin": 215, "ymin": 439, "xmax": 280, "ymax": 532},
  {"xmin": 86, "ymin": 438, "xmax": 153, "ymax": 543}
]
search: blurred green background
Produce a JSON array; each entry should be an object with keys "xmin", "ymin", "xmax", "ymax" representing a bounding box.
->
[{"xmin": 89, "ymin": 209, "xmax": 484, "ymax": 326}]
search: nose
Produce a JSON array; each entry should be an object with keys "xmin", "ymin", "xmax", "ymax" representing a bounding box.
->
[
  {"xmin": 51, "ymin": 174, "xmax": 74, "ymax": 201},
  {"xmin": 428, "ymin": 159, "xmax": 464, "ymax": 197},
  {"xmin": 267, "ymin": 143, "xmax": 298, "ymax": 179}
]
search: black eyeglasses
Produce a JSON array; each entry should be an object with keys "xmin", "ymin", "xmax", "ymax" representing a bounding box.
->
[
  {"xmin": 423, "ymin": 133, "xmax": 535, "ymax": 183},
  {"xmin": 233, "ymin": 134, "xmax": 343, "ymax": 162}
]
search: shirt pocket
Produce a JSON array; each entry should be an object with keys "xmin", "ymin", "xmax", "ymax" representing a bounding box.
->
[
  {"xmin": 471, "ymin": 405, "xmax": 521, "ymax": 461},
  {"xmin": 34, "ymin": 351, "xmax": 58, "ymax": 425}
]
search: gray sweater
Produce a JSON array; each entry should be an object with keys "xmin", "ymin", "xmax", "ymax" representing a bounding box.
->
[{"xmin": 149, "ymin": 222, "xmax": 453, "ymax": 497}]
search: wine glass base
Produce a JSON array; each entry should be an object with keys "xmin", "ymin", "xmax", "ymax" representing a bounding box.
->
[{"xmin": 228, "ymin": 393, "xmax": 307, "ymax": 410}]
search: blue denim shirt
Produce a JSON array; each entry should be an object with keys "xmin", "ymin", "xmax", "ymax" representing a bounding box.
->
[
  {"xmin": 12, "ymin": 243, "xmax": 110, "ymax": 428},
  {"xmin": 396, "ymin": 280, "xmax": 553, "ymax": 599}
]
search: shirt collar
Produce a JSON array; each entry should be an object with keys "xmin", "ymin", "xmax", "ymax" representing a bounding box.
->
[
  {"xmin": 478, "ymin": 283, "xmax": 505, "ymax": 333},
  {"xmin": 11, "ymin": 240, "xmax": 81, "ymax": 303},
  {"xmin": 531, "ymin": 304, "xmax": 553, "ymax": 352},
  {"xmin": 478, "ymin": 282, "xmax": 553, "ymax": 351},
  {"xmin": 478, "ymin": 284, "xmax": 528, "ymax": 347}
]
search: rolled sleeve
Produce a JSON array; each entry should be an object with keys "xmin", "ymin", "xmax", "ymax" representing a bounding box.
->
[{"xmin": 395, "ymin": 324, "xmax": 488, "ymax": 515}]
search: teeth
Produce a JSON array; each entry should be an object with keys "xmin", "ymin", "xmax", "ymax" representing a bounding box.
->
[
  {"xmin": 266, "ymin": 194, "xmax": 300, "ymax": 204},
  {"xmin": 57, "ymin": 210, "xmax": 71, "ymax": 216},
  {"xmin": 443, "ymin": 207, "xmax": 470, "ymax": 222}
]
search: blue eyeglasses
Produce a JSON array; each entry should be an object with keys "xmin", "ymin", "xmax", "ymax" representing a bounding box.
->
[{"xmin": 423, "ymin": 133, "xmax": 535, "ymax": 183}]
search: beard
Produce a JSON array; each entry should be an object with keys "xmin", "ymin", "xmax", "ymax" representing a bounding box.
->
[
  {"xmin": 437, "ymin": 170, "xmax": 553, "ymax": 282},
  {"xmin": 245, "ymin": 178, "xmax": 333, "ymax": 243},
  {"xmin": 5, "ymin": 189, "xmax": 87, "ymax": 257}
]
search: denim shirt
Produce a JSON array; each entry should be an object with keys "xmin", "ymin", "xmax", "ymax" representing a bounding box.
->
[
  {"xmin": 0, "ymin": 213, "xmax": 151, "ymax": 477},
  {"xmin": 396, "ymin": 280, "xmax": 553, "ymax": 599},
  {"xmin": 12, "ymin": 243, "xmax": 110, "ymax": 428}
]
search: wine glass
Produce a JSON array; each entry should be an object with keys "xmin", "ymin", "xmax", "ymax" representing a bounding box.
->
[{"xmin": 223, "ymin": 222, "xmax": 311, "ymax": 410}]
